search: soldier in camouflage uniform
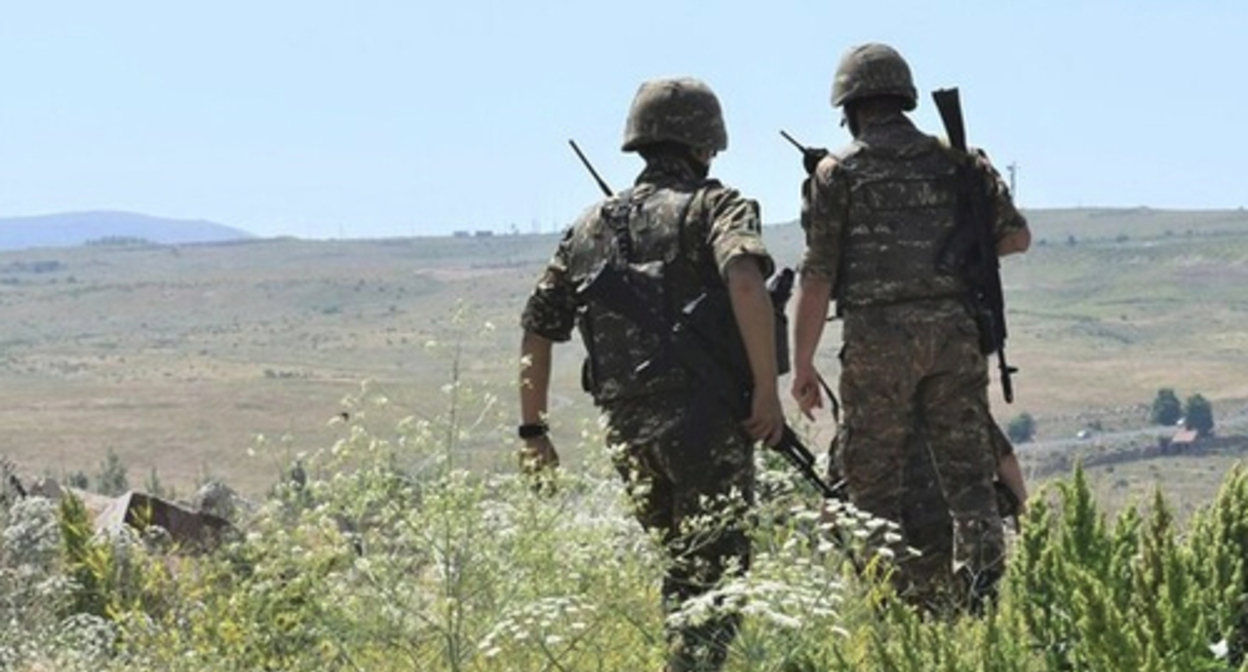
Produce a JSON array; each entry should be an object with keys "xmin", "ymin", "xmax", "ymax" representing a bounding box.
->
[
  {"xmin": 519, "ymin": 77, "xmax": 784, "ymax": 671},
  {"xmin": 789, "ymin": 43, "xmax": 1032, "ymax": 608}
]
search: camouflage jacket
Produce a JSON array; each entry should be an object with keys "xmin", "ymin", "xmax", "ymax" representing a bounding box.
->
[
  {"xmin": 800, "ymin": 113, "xmax": 1027, "ymax": 311},
  {"xmin": 522, "ymin": 154, "xmax": 773, "ymax": 404}
]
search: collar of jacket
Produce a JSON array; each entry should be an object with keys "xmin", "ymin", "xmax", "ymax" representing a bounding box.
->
[
  {"xmin": 634, "ymin": 153, "xmax": 707, "ymax": 188},
  {"xmin": 856, "ymin": 111, "xmax": 917, "ymax": 140}
]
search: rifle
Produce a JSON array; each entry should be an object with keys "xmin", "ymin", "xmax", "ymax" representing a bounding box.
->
[
  {"xmin": 779, "ymin": 130, "xmax": 829, "ymax": 175},
  {"xmin": 931, "ymin": 88, "xmax": 1019, "ymax": 403},
  {"xmin": 567, "ymin": 142, "xmax": 839, "ymax": 499},
  {"xmin": 568, "ymin": 139, "xmax": 613, "ymax": 197},
  {"xmin": 581, "ymin": 265, "xmax": 840, "ymax": 500}
]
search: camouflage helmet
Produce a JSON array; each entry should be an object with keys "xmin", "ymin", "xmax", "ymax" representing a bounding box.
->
[
  {"xmin": 831, "ymin": 43, "xmax": 918, "ymax": 111},
  {"xmin": 621, "ymin": 77, "xmax": 728, "ymax": 153}
]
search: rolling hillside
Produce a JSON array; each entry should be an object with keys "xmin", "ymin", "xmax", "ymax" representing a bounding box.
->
[
  {"xmin": 0, "ymin": 211, "xmax": 252, "ymax": 250},
  {"xmin": 0, "ymin": 206, "xmax": 1244, "ymax": 506}
]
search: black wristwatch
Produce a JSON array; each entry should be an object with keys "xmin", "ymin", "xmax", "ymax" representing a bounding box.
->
[{"xmin": 518, "ymin": 422, "xmax": 549, "ymax": 439}]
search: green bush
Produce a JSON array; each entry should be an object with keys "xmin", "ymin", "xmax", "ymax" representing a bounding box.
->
[
  {"xmin": 1186, "ymin": 394, "xmax": 1216, "ymax": 437},
  {"xmin": 1152, "ymin": 387, "xmax": 1183, "ymax": 426},
  {"xmin": 1007, "ymin": 413, "xmax": 1036, "ymax": 444}
]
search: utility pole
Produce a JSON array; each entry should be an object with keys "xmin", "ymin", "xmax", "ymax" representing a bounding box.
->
[{"xmin": 1006, "ymin": 162, "xmax": 1019, "ymax": 200}]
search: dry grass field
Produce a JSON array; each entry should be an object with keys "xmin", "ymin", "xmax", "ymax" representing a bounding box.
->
[{"xmin": 1, "ymin": 207, "xmax": 1246, "ymax": 511}]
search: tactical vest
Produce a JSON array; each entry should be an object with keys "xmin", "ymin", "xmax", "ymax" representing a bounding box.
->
[
  {"xmin": 575, "ymin": 184, "xmax": 717, "ymax": 403},
  {"xmin": 835, "ymin": 134, "xmax": 968, "ymax": 310}
]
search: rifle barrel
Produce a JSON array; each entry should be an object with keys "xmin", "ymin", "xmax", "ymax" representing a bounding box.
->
[{"xmin": 567, "ymin": 139, "xmax": 613, "ymax": 197}]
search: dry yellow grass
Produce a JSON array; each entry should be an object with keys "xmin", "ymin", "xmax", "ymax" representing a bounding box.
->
[{"xmin": 0, "ymin": 208, "xmax": 1245, "ymax": 504}]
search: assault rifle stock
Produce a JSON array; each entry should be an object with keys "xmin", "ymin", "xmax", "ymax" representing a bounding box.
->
[{"xmin": 931, "ymin": 88, "xmax": 1018, "ymax": 403}]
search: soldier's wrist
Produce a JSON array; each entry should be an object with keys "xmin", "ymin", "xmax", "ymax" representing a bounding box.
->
[
  {"xmin": 792, "ymin": 359, "xmax": 817, "ymax": 374},
  {"xmin": 518, "ymin": 422, "xmax": 549, "ymax": 439}
]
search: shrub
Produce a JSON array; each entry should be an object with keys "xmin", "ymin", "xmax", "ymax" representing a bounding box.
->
[
  {"xmin": 1151, "ymin": 388, "xmax": 1183, "ymax": 426},
  {"xmin": 1185, "ymin": 394, "xmax": 1216, "ymax": 437},
  {"xmin": 1007, "ymin": 413, "xmax": 1036, "ymax": 444}
]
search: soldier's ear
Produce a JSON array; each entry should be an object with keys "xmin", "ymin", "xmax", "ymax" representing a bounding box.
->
[{"xmin": 691, "ymin": 147, "xmax": 716, "ymax": 166}]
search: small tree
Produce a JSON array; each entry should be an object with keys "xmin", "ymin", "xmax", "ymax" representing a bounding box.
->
[
  {"xmin": 1151, "ymin": 388, "xmax": 1183, "ymax": 426},
  {"xmin": 1007, "ymin": 413, "xmax": 1036, "ymax": 444},
  {"xmin": 1184, "ymin": 394, "xmax": 1215, "ymax": 437}
]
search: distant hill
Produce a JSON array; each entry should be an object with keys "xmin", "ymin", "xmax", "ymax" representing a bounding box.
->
[
  {"xmin": 763, "ymin": 207, "xmax": 1248, "ymax": 265},
  {"xmin": 0, "ymin": 211, "xmax": 253, "ymax": 250}
]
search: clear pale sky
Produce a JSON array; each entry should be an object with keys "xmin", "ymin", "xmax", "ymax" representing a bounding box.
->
[{"xmin": 1, "ymin": 1, "xmax": 1244, "ymax": 239}]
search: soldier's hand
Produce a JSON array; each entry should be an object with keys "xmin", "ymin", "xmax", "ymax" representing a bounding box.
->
[
  {"xmin": 803, "ymin": 148, "xmax": 829, "ymax": 175},
  {"xmin": 745, "ymin": 387, "xmax": 784, "ymax": 447},
  {"xmin": 519, "ymin": 435, "xmax": 560, "ymax": 475},
  {"xmin": 790, "ymin": 364, "xmax": 824, "ymax": 421}
]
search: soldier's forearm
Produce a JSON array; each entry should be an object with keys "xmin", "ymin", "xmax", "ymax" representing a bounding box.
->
[
  {"xmin": 519, "ymin": 331, "xmax": 553, "ymax": 425},
  {"xmin": 793, "ymin": 275, "xmax": 833, "ymax": 369},
  {"xmin": 725, "ymin": 257, "xmax": 778, "ymax": 392}
]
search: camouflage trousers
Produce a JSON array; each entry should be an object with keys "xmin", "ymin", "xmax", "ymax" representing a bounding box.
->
[
  {"xmin": 602, "ymin": 393, "xmax": 755, "ymax": 672},
  {"xmin": 838, "ymin": 301, "xmax": 1004, "ymax": 608},
  {"xmin": 900, "ymin": 421, "xmax": 1014, "ymax": 612}
]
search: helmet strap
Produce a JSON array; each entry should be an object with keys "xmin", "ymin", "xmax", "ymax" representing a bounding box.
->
[{"xmin": 843, "ymin": 104, "xmax": 861, "ymax": 138}]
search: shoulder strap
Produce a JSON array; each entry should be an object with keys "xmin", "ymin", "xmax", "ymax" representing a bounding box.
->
[{"xmin": 601, "ymin": 187, "xmax": 638, "ymax": 266}]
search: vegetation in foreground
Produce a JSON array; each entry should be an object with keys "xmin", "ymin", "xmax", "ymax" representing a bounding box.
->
[{"xmin": 3, "ymin": 347, "xmax": 1248, "ymax": 672}]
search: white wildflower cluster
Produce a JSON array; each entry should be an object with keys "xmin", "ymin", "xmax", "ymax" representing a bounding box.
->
[
  {"xmin": 797, "ymin": 497, "xmax": 910, "ymax": 562},
  {"xmin": 477, "ymin": 468, "xmax": 656, "ymax": 587},
  {"xmin": 1, "ymin": 497, "xmax": 73, "ymax": 621},
  {"xmin": 2, "ymin": 497, "xmax": 61, "ymax": 568},
  {"xmin": 1, "ymin": 496, "xmax": 84, "ymax": 670},
  {"xmin": 477, "ymin": 595, "xmax": 597, "ymax": 660},
  {"xmin": 477, "ymin": 490, "xmax": 521, "ymax": 542},
  {"xmin": 667, "ymin": 517, "xmax": 847, "ymax": 636},
  {"xmin": 668, "ymin": 489, "xmax": 752, "ymax": 559},
  {"xmin": 669, "ymin": 572, "xmax": 843, "ymax": 633},
  {"xmin": 755, "ymin": 452, "xmax": 807, "ymax": 499},
  {"xmin": 50, "ymin": 613, "xmax": 118, "ymax": 667}
]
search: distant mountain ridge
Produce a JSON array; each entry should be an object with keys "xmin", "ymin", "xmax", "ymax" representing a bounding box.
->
[{"xmin": 0, "ymin": 211, "xmax": 252, "ymax": 251}]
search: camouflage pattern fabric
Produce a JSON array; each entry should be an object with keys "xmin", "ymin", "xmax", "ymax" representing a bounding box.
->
[
  {"xmin": 901, "ymin": 420, "xmax": 1014, "ymax": 611},
  {"xmin": 522, "ymin": 153, "xmax": 772, "ymax": 404},
  {"xmin": 831, "ymin": 42, "xmax": 918, "ymax": 110},
  {"xmin": 604, "ymin": 393, "xmax": 754, "ymax": 672},
  {"xmin": 800, "ymin": 113, "xmax": 1027, "ymax": 290},
  {"xmin": 837, "ymin": 300, "xmax": 1004, "ymax": 605},
  {"xmin": 801, "ymin": 112, "xmax": 1026, "ymax": 607},
  {"xmin": 521, "ymin": 151, "xmax": 771, "ymax": 671},
  {"xmin": 621, "ymin": 78, "xmax": 729, "ymax": 152}
]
